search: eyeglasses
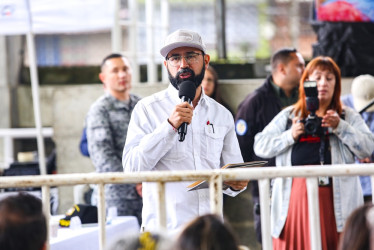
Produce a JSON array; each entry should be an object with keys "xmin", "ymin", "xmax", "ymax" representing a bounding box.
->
[{"xmin": 166, "ymin": 53, "xmax": 202, "ymax": 67}]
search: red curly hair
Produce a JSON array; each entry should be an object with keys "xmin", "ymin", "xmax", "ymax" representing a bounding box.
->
[{"xmin": 293, "ymin": 56, "xmax": 342, "ymax": 119}]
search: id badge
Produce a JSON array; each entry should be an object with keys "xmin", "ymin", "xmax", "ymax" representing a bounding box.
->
[{"xmin": 318, "ymin": 176, "xmax": 330, "ymax": 186}]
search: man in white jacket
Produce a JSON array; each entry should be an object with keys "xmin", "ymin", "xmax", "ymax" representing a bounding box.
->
[{"xmin": 123, "ymin": 29, "xmax": 248, "ymax": 232}]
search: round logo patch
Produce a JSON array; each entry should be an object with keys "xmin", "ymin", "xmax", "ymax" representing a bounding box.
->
[{"xmin": 235, "ymin": 119, "xmax": 247, "ymax": 136}]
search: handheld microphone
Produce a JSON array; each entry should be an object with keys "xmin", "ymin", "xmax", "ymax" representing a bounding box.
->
[{"xmin": 178, "ymin": 81, "xmax": 196, "ymax": 142}]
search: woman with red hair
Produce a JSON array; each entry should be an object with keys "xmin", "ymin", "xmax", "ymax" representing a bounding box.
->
[{"xmin": 254, "ymin": 56, "xmax": 374, "ymax": 249}]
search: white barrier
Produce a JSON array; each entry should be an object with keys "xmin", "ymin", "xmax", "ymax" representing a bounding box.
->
[
  {"xmin": 0, "ymin": 127, "xmax": 53, "ymax": 168},
  {"xmin": 0, "ymin": 163, "xmax": 373, "ymax": 250}
]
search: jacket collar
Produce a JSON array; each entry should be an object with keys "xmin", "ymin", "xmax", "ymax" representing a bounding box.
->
[{"xmin": 105, "ymin": 92, "xmax": 136, "ymax": 110}]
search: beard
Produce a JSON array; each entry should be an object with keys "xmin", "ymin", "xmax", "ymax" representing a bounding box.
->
[{"xmin": 167, "ymin": 63, "xmax": 206, "ymax": 90}]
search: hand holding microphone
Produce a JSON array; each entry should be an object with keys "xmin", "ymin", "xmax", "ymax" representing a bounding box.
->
[{"xmin": 168, "ymin": 81, "xmax": 196, "ymax": 142}]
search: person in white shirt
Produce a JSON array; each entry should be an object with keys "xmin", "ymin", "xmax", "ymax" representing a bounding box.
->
[{"xmin": 122, "ymin": 29, "xmax": 248, "ymax": 232}]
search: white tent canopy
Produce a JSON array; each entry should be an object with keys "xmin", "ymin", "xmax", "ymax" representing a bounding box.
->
[
  {"xmin": 0, "ymin": 0, "xmax": 115, "ymax": 175},
  {"xmin": 0, "ymin": 0, "xmax": 115, "ymax": 35},
  {"xmin": 1, "ymin": 2, "xmax": 116, "ymax": 235}
]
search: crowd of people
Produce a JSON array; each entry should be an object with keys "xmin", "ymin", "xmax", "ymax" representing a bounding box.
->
[{"xmin": 4, "ymin": 28, "xmax": 374, "ymax": 250}]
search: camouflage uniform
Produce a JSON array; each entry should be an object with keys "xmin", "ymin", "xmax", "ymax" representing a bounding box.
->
[{"xmin": 86, "ymin": 92, "xmax": 142, "ymax": 223}]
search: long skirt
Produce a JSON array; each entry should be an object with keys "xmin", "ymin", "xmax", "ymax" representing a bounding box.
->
[{"xmin": 273, "ymin": 178, "xmax": 340, "ymax": 250}]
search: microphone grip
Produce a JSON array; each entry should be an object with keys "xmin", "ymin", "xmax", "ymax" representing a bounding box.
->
[
  {"xmin": 178, "ymin": 122, "xmax": 187, "ymax": 142},
  {"xmin": 178, "ymin": 96, "xmax": 192, "ymax": 142}
]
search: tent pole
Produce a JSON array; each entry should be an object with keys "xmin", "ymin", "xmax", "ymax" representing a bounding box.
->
[
  {"xmin": 25, "ymin": 0, "xmax": 47, "ymax": 177},
  {"xmin": 25, "ymin": 0, "xmax": 50, "ymax": 249}
]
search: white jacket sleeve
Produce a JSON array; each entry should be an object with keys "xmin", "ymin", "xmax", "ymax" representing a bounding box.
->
[
  {"xmin": 254, "ymin": 107, "xmax": 295, "ymax": 159},
  {"xmin": 332, "ymin": 107, "xmax": 374, "ymax": 159},
  {"xmin": 122, "ymin": 102, "xmax": 178, "ymax": 172}
]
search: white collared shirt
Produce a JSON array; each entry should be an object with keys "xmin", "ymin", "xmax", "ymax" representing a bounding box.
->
[{"xmin": 123, "ymin": 84, "xmax": 244, "ymax": 231}]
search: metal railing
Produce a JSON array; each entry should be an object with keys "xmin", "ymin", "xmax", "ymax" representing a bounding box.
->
[
  {"xmin": 0, "ymin": 127, "xmax": 53, "ymax": 169},
  {"xmin": 1, "ymin": 163, "xmax": 374, "ymax": 250}
]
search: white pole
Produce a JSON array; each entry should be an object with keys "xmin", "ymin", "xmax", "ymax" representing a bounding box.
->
[
  {"xmin": 0, "ymin": 35, "xmax": 11, "ymax": 168},
  {"xmin": 97, "ymin": 184, "xmax": 106, "ymax": 250},
  {"xmin": 129, "ymin": 0, "xmax": 140, "ymax": 84},
  {"xmin": 290, "ymin": 0, "xmax": 300, "ymax": 49},
  {"xmin": 306, "ymin": 177, "xmax": 322, "ymax": 250},
  {"xmin": 259, "ymin": 178, "xmax": 272, "ymax": 250},
  {"xmin": 146, "ymin": 0, "xmax": 156, "ymax": 84},
  {"xmin": 111, "ymin": 0, "xmax": 122, "ymax": 52},
  {"xmin": 25, "ymin": 0, "xmax": 47, "ymax": 176},
  {"xmin": 209, "ymin": 173, "xmax": 223, "ymax": 215},
  {"xmin": 156, "ymin": 182, "xmax": 166, "ymax": 230},
  {"xmin": 371, "ymin": 175, "xmax": 374, "ymax": 204},
  {"xmin": 3, "ymin": 136, "xmax": 13, "ymax": 168},
  {"xmin": 161, "ymin": 0, "xmax": 169, "ymax": 83},
  {"xmin": 43, "ymin": 186, "xmax": 51, "ymax": 250},
  {"xmin": 25, "ymin": 1, "xmax": 49, "ymax": 250}
]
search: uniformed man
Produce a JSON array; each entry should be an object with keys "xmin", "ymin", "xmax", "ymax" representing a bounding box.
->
[{"xmin": 86, "ymin": 53, "xmax": 142, "ymax": 224}]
